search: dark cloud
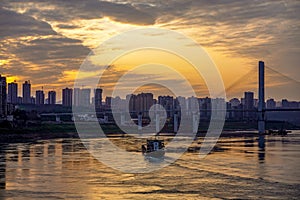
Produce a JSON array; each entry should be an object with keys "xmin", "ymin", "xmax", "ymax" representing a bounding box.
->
[
  {"xmin": 152, "ymin": 1, "xmax": 300, "ymax": 60},
  {"xmin": 56, "ymin": 24, "xmax": 81, "ymax": 29},
  {"xmin": 0, "ymin": 7, "xmax": 57, "ymax": 38},
  {"xmin": 130, "ymin": 0, "xmax": 300, "ymax": 22},
  {"xmin": 11, "ymin": 37, "xmax": 89, "ymax": 65},
  {"xmin": 2, "ymin": 0, "xmax": 156, "ymax": 25},
  {"xmin": 0, "ymin": 7, "xmax": 90, "ymax": 87}
]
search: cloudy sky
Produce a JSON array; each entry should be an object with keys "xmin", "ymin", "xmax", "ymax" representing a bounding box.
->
[{"xmin": 0, "ymin": 0, "xmax": 299, "ymax": 101}]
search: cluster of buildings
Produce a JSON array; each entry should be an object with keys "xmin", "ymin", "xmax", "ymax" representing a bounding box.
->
[
  {"xmin": 0, "ymin": 75, "xmax": 104, "ymax": 117},
  {"xmin": 6, "ymin": 80, "xmax": 56, "ymax": 105},
  {"xmin": 61, "ymin": 88, "xmax": 103, "ymax": 107},
  {"xmin": 0, "ymin": 74, "xmax": 300, "ymax": 121}
]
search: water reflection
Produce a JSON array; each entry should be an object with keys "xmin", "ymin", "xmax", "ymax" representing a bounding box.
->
[
  {"xmin": 0, "ymin": 132, "xmax": 299, "ymax": 199},
  {"xmin": 258, "ymin": 135, "xmax": 266, "ymax": 162},
  {"xmin": 0, "ymin": 144, "xmax": 6, "ymax": 189},
  {"xmin": 244, "ymin": 137, "xmax": 255, "ymax": 148}
]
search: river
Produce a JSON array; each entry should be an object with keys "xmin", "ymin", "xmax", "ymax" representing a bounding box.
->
[{"xmin": 0, "ymin": 131, "xmax": 299, "ymax": 199}]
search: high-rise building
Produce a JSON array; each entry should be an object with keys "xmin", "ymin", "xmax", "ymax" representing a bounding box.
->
[
  {"xmin": 17, "ymin": 97, "xmax": 23, "ymax": 104},
  {"xmin": 198, "ymin": 97, "xmax": 211, "ymax": 119},
  {"xmin": 30, "ymin": 96, "xmax": 35, "ymax": 104},
  {"xmin": 36, "ymin": 90, "xmax": 45, "ymax": 105},
  {"xmin": 266, "ymin": 98, "xmax": 276, "ymax": 109},
  {"xmin": 125, "ymin": 93, "xmax": 153, "ymax": 116},
  {"xmin": 94, "ymin": 88, "xmax": 103, "ymax": 107},
  {"xmin": 175, "ymin": 96, "xmax": 186, "ymax": 110},
  {"xmin": 281, "ymin": 99, "xmax": 299, "ymax": 108},
  {"xmin": 73, "ymin": 88, "xmax": 81, "ymax": 106},
  {"xmin": 158, "ymin": 96, "xmax": 174, "ymax": 117},
  {"xmin": 187, "ymin": 96, "xmax": 199, "ymax": 111},
  {"xmin": 229, "ymin": 98, "xmax": 242, "ymax": 120},
  {"xmin": 72, "ymin": 88, "xmax": 91, "ymax": 106},
  {"xmin": 22, "ymin": 81, "xmax": 31, "ymax": 104},
  {"xmin": 158, "ymin": 96, "xmax": 174, "ymax": 109},
  {"xmin": 48, "ymin": 91, "xmax": 56, "ymax": 105},
  {"xmin": 80, "ymin": 88, "xmax": 91, "ymax": 106},
  {"xmin": 8, "ymin": 81, "xmax": 18, "ymax": 104},
  {"xmin": 136, "ymin": 93, "xmax": 153, "ymax": 116},
  {"xmin": 111, "ymin": 96, "xmax": 126, "ymax": 110},
  {"xmin": 244, "ymin": 92, "xmax": 254, "ymax": 109},
  {"xmin": 105, "ymin": 96, "xmax": 112, "ymax": 107},
  {"xmin": 229, "ymin": 98, "xmax": 240, "ymax": 107},
  {"xmin": 62, "ymin": 88, "xmax": 73, "ymax": 107},
  {"xmin": 0, "ymin": 75, "xmax": 7, "ymax": 117},
  {"xmin": 244, "ymin": 91, "xmax": 254, "ymax": 120},
  {"xmin": 126, "ymin": 94, "xmax": 136, "ymax": 112}
]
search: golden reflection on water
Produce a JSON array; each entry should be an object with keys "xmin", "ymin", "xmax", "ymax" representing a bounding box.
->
[{"xmin": 0, "ymin": 132, "xmax": 299, "ymax": 199}]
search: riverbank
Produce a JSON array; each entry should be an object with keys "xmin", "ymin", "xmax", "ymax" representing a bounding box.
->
[
  {"xmin": 0, "ymin": 123, "xmax": 124, "ymax": 143},
  {"xmin": 0, "ymin": 122, "xmax": 297, "ymax": 143}
]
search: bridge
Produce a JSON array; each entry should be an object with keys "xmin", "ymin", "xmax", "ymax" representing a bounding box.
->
[{"xmin": 40, "ymin": 61, "xmax": 299, "ymax": 134}]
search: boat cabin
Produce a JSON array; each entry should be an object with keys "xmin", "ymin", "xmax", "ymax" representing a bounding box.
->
[{"xmin": 142, "ymin": 139, "xmax": 165, "ymax": 153}]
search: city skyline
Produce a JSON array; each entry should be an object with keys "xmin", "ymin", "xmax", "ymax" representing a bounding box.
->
[
  {"xmin": 2, "ymin": 76, "xmax": 300, "ymax": 102},
  {"xmin": 1, "ymin": 74, "xmax": 300, "ymax": 108}
]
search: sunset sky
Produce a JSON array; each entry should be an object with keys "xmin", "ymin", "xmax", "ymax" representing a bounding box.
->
[{"xmin": 0, "ymin": 0, "xmax": 299, "ymax": 101}]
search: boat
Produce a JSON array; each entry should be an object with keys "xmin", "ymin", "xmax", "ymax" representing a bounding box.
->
[{"xmin": 141, "ymin": 138, "xmax": 165, "ymax": 158}]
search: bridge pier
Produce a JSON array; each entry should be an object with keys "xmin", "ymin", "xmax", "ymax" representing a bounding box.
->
[
  {"xmin": 55, "ymin": 115, "xmax": 61, "ymax": 122},
  {"xmin": 174, "ymin": 113, "xmax": 178, "ymax": 133},
  {"xmin": 156, "ymin": 113, "xmax": 160, "ymax": 133},
  {"xmin": 138, "ymin": 113, "xmax": 142, "ymax": 131},
  {"xmin": 104, "ymin": 115, "xmax": 108, "ymax": 123},
  {"xmin": 121, "ymin": 112, "xmax": 125, "ymax": 126},
  {"xmin": 258, "ymin": 61, "xmax": 265, "ymax": 134},
  {"xmin": 192, "ymin": 112, "xmax": 199, "ymax": 134}
]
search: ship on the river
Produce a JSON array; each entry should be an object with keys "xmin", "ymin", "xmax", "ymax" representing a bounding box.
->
[{"xmin": 141, "ymin": 138, "xmax": 165, "ymax": 158}]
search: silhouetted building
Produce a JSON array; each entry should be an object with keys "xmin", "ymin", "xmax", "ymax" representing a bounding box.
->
[
  {"xmin": 62, "ymin": 88, "xmax": 73, "ymax": 107},
  {"xmin": 244, "ymin": 92, "xmax": 254, "ymax": 109},
  {"xmin": 72, "ymin": 88, "xmax": 91, "ymax": 106},
  {"xmin": 126, "ymin": 94, "xmax": 136, "ymax": 112},
  {"xmin": 80, "ymin": 89, "xmax": 91, "ymax": 106},
  {"xmin": 158, "ymin": 96, "xmax": 174, "ymax": 109},
  {"xmin": 136, "ymin": 93, "xmax": 153, "ymax": 116},
  {"xmin": 241, "ymin": 98, "xmax": 245, "ymax": 106},
  {"xmin": 22, "ymin": 81, "xmax": 31, "ymax": 104},
  {"xmin": 17, "ymin": 96, "xmax": 23, "ymax": 104},
  {"xmin": 187, "ymin": 96, "xmax": 199, "ymax": 111},
  {"xmin": 48, "ymin": 91, "xmax": 56, "ymax": 105},
  {"xmin": 266, "ymin": 98, "xmax": 276, "ymax": 109},
  {"xmin": 105, "ymin": 96, "xmax": 112, "ymax": 107},
  {"xmin": 158, "ymin": 95, "xmax": 174, "ymax": 117},
  {"xmin": 228, "ymin": 98, "xmax": 242, "ymax": 120},
  {"xmin": 111, "ymin": 96, "xmax": 126, "ymax": 110},
  {"xmin": 124, "ymin": 93, "xmax": 153, "ymax": 116},
  {"xmin": 199, "ymin": 97, "xmax": 211, "ymax": 119},
  {"xmin": 281, "ymin": 99, "xmax": 299, "ymax": 108},
  {"xmin": 94, "ymin": 88, "xmax": 103, "ymax": 107},
  {"xmin": 175, "ymin": 96, "xmax": 186, "ymax": 110},
  {"xmin": 243, "ymin": 91, "xmax": 254, "ymax": 120},
  {"xmin": 229, "ymin": 98, "xmax": 240, "ymax": 107},
  {"xmin": 30, "ymin": 96, "xmax": 35, "ymax": 104},
  {"xmin": 0, "ymin": 75, "xmax": 7, "ymax": 117},
  {"xmin": 73, "ymin": 88, "xmax": 80, "ymax": 106},
  {"xmin": 36, "ymin": 90, "xmax": 45, "ymax": 105},
  {"xmin": 8, "ymin": 81, "xmax": 18, "ymax": 104},
  {"xmin": 254, "ymin": 99, "xmax": 258, "ymax": 108}
]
